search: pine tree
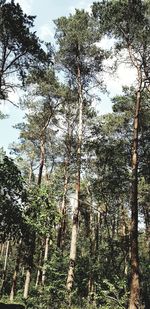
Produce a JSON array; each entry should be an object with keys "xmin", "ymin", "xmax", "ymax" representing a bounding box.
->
[{"xmin": 54, "ymin": 9, "xmax": 105, "ymax": 298}]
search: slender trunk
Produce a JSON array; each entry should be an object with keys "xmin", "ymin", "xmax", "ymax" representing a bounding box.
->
[
  {"xmin": 88, "ymin": 200, "xmax": 96, "ymax": 306},
  {"xmin": 37, "ymin": 138, "xmax": 45, "ymax": 186},
  {"xmin": 57, "ymin": 160, "xmax": 69, "ymax": 249},
  {"xmin": 23, "ymin": 232, "xmax": 35, "ymax": 299},
  {"xmin": 28, "ymin": 160, "xmax": 33, "ymax": 184},
  {"xmin": 66, "ymin": 201, "xmax": 79, "ymax": 293},
  {"xmin": 0, "ymin": 243, "xmax": 5, "ymax": 257},
  {"xmin": 45, "ymin": 165, "xmax": 49, "ymax": 182},
  {"xmin": 120, "ymin": 203, "xmax": 129, "ymax": 275},
  {"xmin": 35, "ymin": 249, "xmax": 43, "ymax": 287},
  {"xmin": 66, "ymin": 61, "xmax": 83, "ymax": 294},
  {"xmin": 10, "ymin": 239, "xmax": 22, "ymax": 302},
  {"xmin": 23, "ymin": 268, "xmax": 31, "ymax": 299},
  {"xmin": 0, "ymin": 240, "xmax": 9, "ymax": 297},
  {"xmin": 35, "ymin": 269, "xmax": 41, "ymax": 287},
  {"xmin": 57, "ymin": 113, "xmax": 72, "ymax": 250},
  {"xmin": 35, "ymin": 119, "xmax": 48, "ymax": 288},
  {"xmin": 35, "ymin": 238, "xmax": 45, "ymax": 287},
  {"xmin": 143, "ymin": 203, "xmax": 150, "ymax": 258},
  {"xmin": 41, "ymin": 236, "xmax": 49, "ymax": 286},
  {"xmin": 128, "ymin": 89, "xmax": 141, "ymax": 309},
  {"xmin": 36, "ymin": 140, "xmax": 45, "ymax": 288},
  {"xmin": 95, "ymin": 211, "xmax": 100, "ymax": 253}
]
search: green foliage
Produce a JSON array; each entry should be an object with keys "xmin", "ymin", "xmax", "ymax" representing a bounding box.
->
[
  {"xmin": 96, "ymin": 277, "xmax": 129, "ymax": 309},
  {"xmin": 92, "ymin": 0, "xmax": 149, "ymax": 42},
  {"xmin": 0, "ymin": 0, "xmax": 47, "ymax": 100},
  {"xmin": 92, "ymin": 0, "xmax": 150, "ymax": 87},
  {"xmin": 0, "ymin": 156, "xmax": 25, "ymax": 241},
  {"xmin": 55, "ymin": 9, "xmax": 106, "ymax": 88},
  {"xmin": 24, "ymin": 184, "xmax": 59, "ymax": 237}
]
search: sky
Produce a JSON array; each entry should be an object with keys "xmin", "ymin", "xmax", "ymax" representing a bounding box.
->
[{"xmin": 0, "ymin": 0, "xmax": 136, "ymax": 154}]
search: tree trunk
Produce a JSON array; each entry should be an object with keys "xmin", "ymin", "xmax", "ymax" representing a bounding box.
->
[
  {"xmin": 35, "ymin": 248, "xmax": 43, "ymax": 287},
  {"xmin": 23, "ymin": 268, "xmax": 31, "ymax": 300},
  {"xmin": 23, "ymin": 232, "xmax": 35, "ymax": 299},
  {"xmin": 128, "ymin": 89, "xmax": 141, "ymax": 309},
  {"xmin": 0, "ymin": 243, "xmax": 5, "ymax": 257},
  {"xmin": 0, "ymin": 240, "xmax": 9, "ymax": 297},
  {"xmin": 37, "ymin": 138, "xmax": 45, "ymax": 186},
  {"xmin": 57, "ymin": 109, "xmax": 72, "ymax": 250},
  {"xmin": 10, "ymin": 240, "xmax": 22, "ymax": 302},
  {"xmin": 66, "ymin": 61, "xmax": 83, "ymax": 294},
  {"xmin": 28, "ymin": 160, "xmax": 33, "ymax": 184},
  {"xmin": 142, "ymin": 203, "xmax": 150, "ymax": 258},
  {"xmin": 88, "ymin": 198, "xmax": 97, "ymax": 306},
  {"xmin": 41, "ymin": 236, "xmax": 49, "ymax": 286},
  {"xmin": 57, "ymin": 160, "xmax": 69, "ymax": 249}
]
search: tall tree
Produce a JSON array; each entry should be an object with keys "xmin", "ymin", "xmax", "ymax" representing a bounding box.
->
[
  {"xmin": 56, "ymin": 85, "xmax": 77, "ymax": 250},
  {"xmin": 13, "ymin": 68, "xmax": 61, "ymax": 185},
  {"xmin": 54, "ymin": 9, "xmax": 105, "ymax": 296},
  {"xmin": 92, "ymin": 1, "xmax": 150, "ymax": 307}
]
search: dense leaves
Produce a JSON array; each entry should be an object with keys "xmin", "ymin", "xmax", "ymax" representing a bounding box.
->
[
  {"xmin": 0, "ymin": 156, "xmax": 25, "ymax": 241},
  {"xmin": 0, "ymin": 0, "xmax": 47, "ymax": 101}
]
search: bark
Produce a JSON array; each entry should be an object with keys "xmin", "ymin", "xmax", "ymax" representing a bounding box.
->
[
  {"xmin": 41, "ymin": 236, "xmax": 49, "ymax": 286},
  {"xmin": 0, "ymin": 240, "xmax": 9, "ymax": 297},
  {"xmin": 23, "ymin": 232, "xmax": 35, "ymax": 299},
  {"xmin": 142, "ymin": 203, "xmax": 150, "ymax": 258},
  {"xmin": 35, "ymin": 249, "xmax": 43, "ymax": 287},
  {"xmin": 57, "ymin": 160, "xmax": 69, "ymax": 249},
  {"xmin": 0, "ymin": 243, "xmax": 5, "ymax": 257},
  {"xmin": 10, "ymin": 240, "xmax": 22, "ymax": 302},
  {"xmin": 66, "ymin": 60, "xmax": 83, "ymax": 293},
  {"xmin": 95, "ymin": 211, "xmax": 101, "ymax": 253},
  {"xmin": 120, "ymin": 203, "xmax": 129, "ymax": 275},
  {"xmin": 37, "ymin": 138, "xmax": 45, "ymax": 186},
  {"xmin": 128, "ymin": 89, "xmax": 141, "ymax": 309},
  {"xmin": 37, "ymin": 103, "xmax": 53, "ymax": 186},
  {"xmin": 23, "ymin": 268, "xmax": 31, "ymax": 300},
  {"xmin": 88, "ymin": 199, "xmax": 97, "ymax": 306},
  {"xmin": 28, "ymin": 160, "xmax": 33, "ymax": 184},
  {"xmin": 57, "ymin": 110, "xmax": 72, "ymax": 250},
  {"xmin": 66, "ymin": 206, "xmax": 79, "ymax": 292}
]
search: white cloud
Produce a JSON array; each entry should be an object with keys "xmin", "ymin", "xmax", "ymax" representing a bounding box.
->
[
  {"xmin": 39, "ymin": 24, "xmax": 54, "ymax": 41},
  {"xmin": 14, "ymin": 0, "xmax": 33, "ymax": 14},
  {"xmin": 97, "ymin": 36, "xmax": 116, "ymax": 50},
  {"xmin": 101, "ymin": 49, "xmax": 137, "ymax": 95},
  {"xmin": 117, "ymin": 63, "xmax": 136, "ymax": 88},
  {"xmin": 95, "ymin": 37, "xmax": 137, "ymax": 95},
  {"xmin": 103, "ymin": 66, "xmax": 136, "ymax": 96}
]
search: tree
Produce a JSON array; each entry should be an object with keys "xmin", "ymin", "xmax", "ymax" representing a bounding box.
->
[
  {"xmin": 0, "ymin": 155, "xmax": 25, "ymax": 242},
  {"xmin": 56, "ymin": 85, "xmax": 77, "ymax": 251},
  {"xmin": 12, "ymin": 67, "xmax": 61, "ymax": 184},
  {"xmin": 92, "ymin": 1, "xmax": 150, "ymax": 307},
  {"xmin": 0, "ymin": 155, "xmax": 25, "ymax": 298},
  {"xmin": 0, "ymin": 0, "xmax": 48, "ymax": 102},
  {"xmin": 55, "ymin": 9, "xmax": 105, "ymax": 297}
]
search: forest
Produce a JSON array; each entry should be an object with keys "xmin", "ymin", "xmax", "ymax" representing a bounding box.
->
[{"xmin": 0, "ymin": 0, "xmax": 150, "ymax": 308}]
